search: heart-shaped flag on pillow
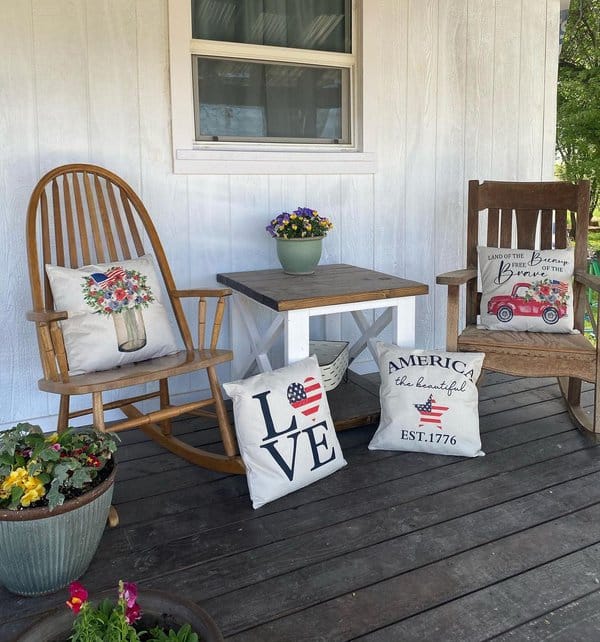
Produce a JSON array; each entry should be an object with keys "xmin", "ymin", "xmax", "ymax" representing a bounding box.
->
[{"xmin": 287, "ymin": 376, "xmax": 322, "ymax": 417}]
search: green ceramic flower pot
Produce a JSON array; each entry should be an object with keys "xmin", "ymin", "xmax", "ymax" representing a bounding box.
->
[
  {"xmin": 276, "ymin": 237, "xmax": 323, "ymax": 275},
  {"xmin": 0, "ymin": 465, "xmax": 116, "ymax": 596}
]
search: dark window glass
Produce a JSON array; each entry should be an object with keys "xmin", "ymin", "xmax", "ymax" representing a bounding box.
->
[
  {"xmin": 192, "ymin": 0, "xmax": 351, "ymax": 53},
  {"xmin": 195, "ymin": 58, "xmax": 347, "ymax": 142}
]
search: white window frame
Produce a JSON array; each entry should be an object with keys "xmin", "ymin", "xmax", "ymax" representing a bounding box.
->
[{"xmin": 168, "ymin": 0, "xmax": 375, "ymax": 174}]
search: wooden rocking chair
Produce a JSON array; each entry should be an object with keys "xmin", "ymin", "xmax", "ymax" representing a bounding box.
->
[
  {"xmin": 436, "ymin": 179, "xmax": 600, "ymax": 434},
  {"xmin": 26, "ymin": 164, "xmax": 245, "ymax": 474}
]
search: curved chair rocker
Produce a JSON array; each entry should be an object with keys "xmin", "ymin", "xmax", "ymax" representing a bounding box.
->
[
  {"xmin": 26, "ymin": 164, "xmax": 245, "ymax": 484},
  {"xmin": 436, "ymin": 179, "xmax": 599, "ymax": 434}
]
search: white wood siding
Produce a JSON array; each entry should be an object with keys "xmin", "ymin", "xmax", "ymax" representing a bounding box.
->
[{"xmin": 0, "ymin": 0, "xmax": 561, "ymax": 430}]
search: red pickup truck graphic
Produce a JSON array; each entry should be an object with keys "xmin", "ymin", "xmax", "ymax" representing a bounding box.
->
[{"xmin": 487, "ymin": 281, "xmax": 568, "ymax": 325}]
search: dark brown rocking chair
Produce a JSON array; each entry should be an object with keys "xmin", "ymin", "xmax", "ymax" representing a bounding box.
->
[
  {"xmin": 26, "ymin": 164, "xmax": 245, "ymax": 476},
  {"xmin": 436, "ymin": 179, "xmax": 600, "ymax": 434}
]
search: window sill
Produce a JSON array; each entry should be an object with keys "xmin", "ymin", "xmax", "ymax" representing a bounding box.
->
[{"xmin": 173, "ymin": 149, "xmax": 377, "ymax": 175}]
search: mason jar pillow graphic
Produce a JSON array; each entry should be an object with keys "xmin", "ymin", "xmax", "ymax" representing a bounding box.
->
[{"xmin": 82, "ymin": 266, "xmax": 154, "ymax": 352}]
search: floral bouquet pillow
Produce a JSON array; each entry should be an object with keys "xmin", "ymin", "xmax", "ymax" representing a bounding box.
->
[
  {"xmin": 478, "ymin": 246, "xmax": 575, "ymax": 333},
  {"xmin": 46, "ymin": 255, "xmax": 178, "ymax": 375}
]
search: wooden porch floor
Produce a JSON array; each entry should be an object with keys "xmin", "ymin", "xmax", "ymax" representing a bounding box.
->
[{"xmin": 3, "ymin": 372, "xmax": 600, "ymax": 641}]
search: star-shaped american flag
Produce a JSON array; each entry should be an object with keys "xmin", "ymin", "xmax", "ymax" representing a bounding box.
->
[{"xmin": 414, "ymin": 394, "xmax": 449, "ymax": 428}]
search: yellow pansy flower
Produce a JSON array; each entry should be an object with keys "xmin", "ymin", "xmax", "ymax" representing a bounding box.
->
[
  {"xmin": 45, "ymin": 432, "xmax": 59, "ymax": 444},
  {"xmin": 20, "ymin": 478, "xmax": 46, "ymax": 507},
  {"xmin": 21, "ymin": 484, "xmax": 45, "ymax": 508},
  {"xmin": 1, "ymin": 468, "xmax": 28, "ymax": 492}
]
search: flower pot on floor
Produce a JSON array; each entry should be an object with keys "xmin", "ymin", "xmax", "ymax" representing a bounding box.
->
[
  {"xmin": 0, "ymin": 464, "xmax": 116, "ymax": 596},
  {"xmin": 0, "ymin": 424, "xmax": 119, "ymax": 596},
  {"xmin": 15, "ymin": 589, "xmax": 225, "ymax": 642}
]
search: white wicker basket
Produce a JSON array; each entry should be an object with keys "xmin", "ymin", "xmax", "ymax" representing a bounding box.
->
[{"xmin": 309, "ymin": 340, "xmax": 350, "ymax": 391}]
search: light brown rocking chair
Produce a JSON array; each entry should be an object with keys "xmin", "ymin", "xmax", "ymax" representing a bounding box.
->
[
  {"xmin": 436, "ymin": 179, "xmax": 600, "ymax": 434},
  {"xmin": 26, "ymin": 163, "xmax": 245, "ymax": 475}
]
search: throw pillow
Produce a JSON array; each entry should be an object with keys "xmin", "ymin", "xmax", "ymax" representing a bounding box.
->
[
  {"xmin": 46, "ymin": 255, "xmax": 178, "ymax": 375},
  {"xmin": 478, "ymin": 246, "xmax": 575, "ymax": 332},
  {"xmin": 223, "ymin": 356, "xmax": 347, "ymax": 509},
  {"xmin": 369, "ymin": 343, "xmax": 485, "ymax": 457}
]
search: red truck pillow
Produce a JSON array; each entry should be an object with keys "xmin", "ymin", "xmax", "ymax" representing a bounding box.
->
[{"xmin": 478, "ymin": 247, "xmax": 575, "ymax": 333}]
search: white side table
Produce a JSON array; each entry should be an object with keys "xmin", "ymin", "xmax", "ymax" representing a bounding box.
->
[{"xmin": 216, "ymin": 264, "xmax": 428, "ymax": 380}]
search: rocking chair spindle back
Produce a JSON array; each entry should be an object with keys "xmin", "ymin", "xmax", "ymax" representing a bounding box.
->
[
  {"xmin": 437, "ymin": 179, "xmax": 600, "ymax": 435},
  {"xmin": 26, "ymin": 164, "xmax": 245, "ymax": 475}
]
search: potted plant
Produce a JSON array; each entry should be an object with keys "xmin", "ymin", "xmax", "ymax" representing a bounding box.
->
[
  {"xmin": 0, "ymin": 423, "xmax": 118, "ymax": 596},
  {"xmin": 266, "ymin": 207, "xmax": 333, "ymax": 275},
  {"xmin": 16, "ymin": 580, "xmax": 224, "ymax": 642}
]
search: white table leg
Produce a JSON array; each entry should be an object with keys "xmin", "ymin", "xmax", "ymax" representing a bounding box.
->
[
  {"xmin": 391, "ymin": 296, "xmax": 416, "ymax": 347},
  {"xmin": 284, "ymin": 309, "xmax": 311, "ymax": 365}
]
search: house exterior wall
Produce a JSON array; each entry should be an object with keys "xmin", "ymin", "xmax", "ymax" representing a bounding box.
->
[{"xmin": 0, "ymin": 0, "xmax": 561, "ymax": 430}]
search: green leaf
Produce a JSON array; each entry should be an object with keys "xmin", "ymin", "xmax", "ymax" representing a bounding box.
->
[
  {"xmin": 38, "ymin": 445, "xmax": 61, "ymax": 462},
  {"xmin": 71, "ymin": 467, "xmax": 93, "ymax": 489},
  {"xmin": 52, "ymin": 461, "xmax": 72, "ymax": 486},
  {"xmin": 9, "ymin": 485, "xmax": 24, "ymax": 510},
  {"xmin": 46, "ymin": 478, "xmax": 65, "ymax": 510},
  {"xmin": 146, "ymin": 624, "xmax": 199, "ymax": 642},
  {"xmin": 27, "ymin": 459, "xmax": 43, "ymax": 477}
]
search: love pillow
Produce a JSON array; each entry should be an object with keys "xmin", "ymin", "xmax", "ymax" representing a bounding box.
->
[
  {"xmin": 223, "ymin": 356, "xmax": 347, "ymax": 509},
  {"xmin": 369, "ymin": 343, "xmax": 485, "ymax": 458},
  {"xmin": 46, "ymin": 255, "xmax": 178, "ymax": 375},
  {"xmin": 478, "ymin": 246, "xmax": 575, "ymax": 333}
]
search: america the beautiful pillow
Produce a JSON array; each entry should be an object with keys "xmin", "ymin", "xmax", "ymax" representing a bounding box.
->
[
  {"xmin": 369, "ymin": 343, "xmax": 485, "ymax": 458},
  {"xmin": 478, "ymin": 246, "xmax": 575, "ymax": 332},
  {"xmin": 45, "ymin": 255, "xmax": 178, "ymax": 375},
  {"xmin": 223, "ymin": 356, "xmax": 347, "ymax": 509}
]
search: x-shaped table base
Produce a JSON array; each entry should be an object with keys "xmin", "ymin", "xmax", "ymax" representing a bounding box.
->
[{"xmin": 232, "ymin": 293, "xmax": 417, "ymax": 379}]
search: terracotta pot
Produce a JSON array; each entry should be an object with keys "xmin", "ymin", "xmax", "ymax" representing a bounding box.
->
[
  {"xmin": 14, "ymin": 589, "xmax": 224, "ymax": 642},
  {"xmin": 0, "ymin": 465, "xmax": 116, "ymax": 596}
]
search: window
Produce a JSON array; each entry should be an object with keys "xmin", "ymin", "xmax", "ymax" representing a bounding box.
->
[
  {"xmin": 168, "ymin": 0, "xmax": 374, "ymax": 173},
  {"xmin": 192, "ymin": 0, "xmax": 352, "ymax": 145}
]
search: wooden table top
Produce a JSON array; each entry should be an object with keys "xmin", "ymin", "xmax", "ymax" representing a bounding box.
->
[{"xmin": 216, "ymin": 263, "xmax": 428, "ymax": 312}]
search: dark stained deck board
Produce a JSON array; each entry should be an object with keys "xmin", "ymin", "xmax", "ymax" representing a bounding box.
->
[
  {"xmin": 223, "ymin": 500, "xmax": 600, "ymax": 641},
  {"xmin": 492, "ymin": 587, "xmax": 600, "ymax": 641},
  {"xmin": 1, "ymin": 375, "xmax": 600, "ymax": 641},
  {"xmin": 357, "ymin": 545, "xmax": 600, "ymax": 642}
]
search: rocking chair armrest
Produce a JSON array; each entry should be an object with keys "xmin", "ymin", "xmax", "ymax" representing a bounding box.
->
[
  {"xmin": 171, "ymin": 288, "xmax": 231, "ymax": 350},
  {"xmin": 436, "ymin": 268, "xmax": 478, "ymax": 286},
  {"xmin": 172, "ymin": 288, "xmax": 232, "ymax": 299},
  {"xmin": 26, "ymin": 309, "xmax": 68, "ymax": 323},
  {"xmin": 574, "ymin": 270, "xmax": 600, "ymax": 292}
]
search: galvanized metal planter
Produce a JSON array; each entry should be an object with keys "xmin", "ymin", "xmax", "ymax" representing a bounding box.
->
[{"xmin": 0, "ymin": 465, "xmax": 116, "ymax": 596}]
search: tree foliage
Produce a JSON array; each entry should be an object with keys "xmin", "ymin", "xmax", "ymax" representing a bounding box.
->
[{"xmin": 556, "ymin": 0, "xmax": 600, "ymax": 217}]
